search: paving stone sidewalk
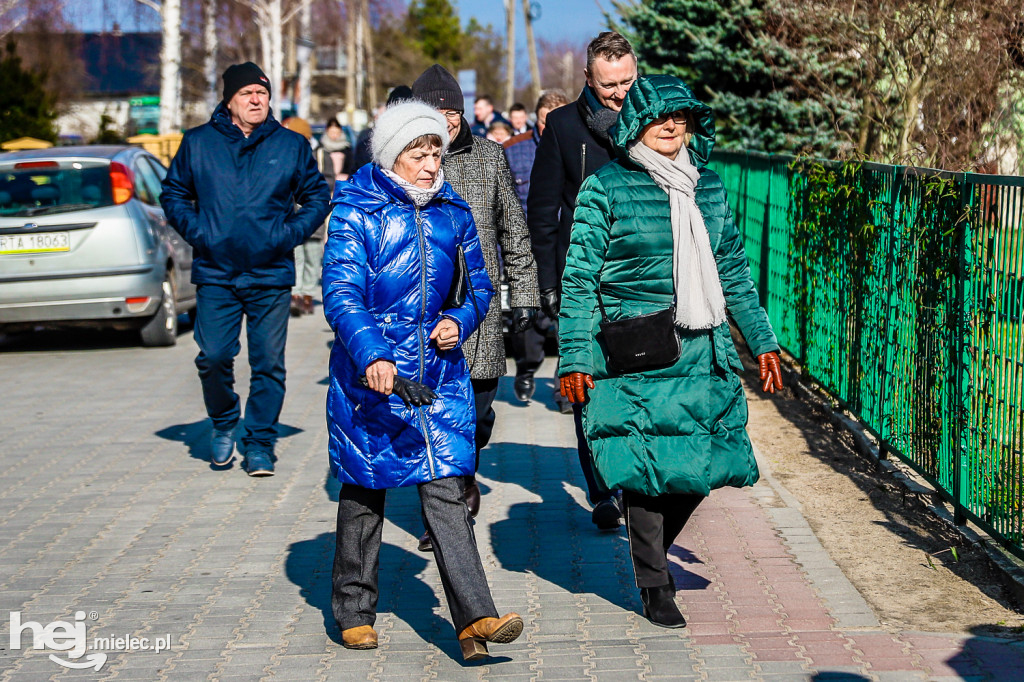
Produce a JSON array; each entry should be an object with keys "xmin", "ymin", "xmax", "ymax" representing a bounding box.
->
[{"xmin": 1, "ymin": 318, "xmax": 1022, "ymax": 681}]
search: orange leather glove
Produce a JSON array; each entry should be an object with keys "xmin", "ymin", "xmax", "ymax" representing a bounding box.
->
[
  {"xmin": 559, "ymin": 372, "xmax": 595, "ymax": 403},
  {"xmin": 758, "ymin": 352, "xmax": 783, "ymax": 394}
]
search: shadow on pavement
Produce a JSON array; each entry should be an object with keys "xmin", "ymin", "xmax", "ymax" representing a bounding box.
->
[
  {"xmin": 481, "ymin": 441, "xmax": 638, "ymax": 611},
  {"xmin": 0, "ymin": 327, "xmax": 143, "ymax": 352},
  {"xmin": 0, "ymin": 314, "xmax": 194, "ymax": 352},
  {"xmin": 154, "ymin": 419, "xmax": 231, "ymax": 469},
  {"xmin": 943, "ymin": 625, "xmax": 1024, "ymax": 678},
  {"xmin": 323, "ymin": 468, "xmax": 342, "ymax": 502},
  {"xmin": 731, "ymin": 327, "xmax": 1024, "ymax": 627},
  {"xmin": 285, "ymin": 530, "xmax": 484, "ymax": 663},
  {"xmin": 155, "ymin": 419, "xmax": 303, "ymax": 469},
  {"xmin": 667, "ymin": 545, "xmax": 712, "ymax": 592}
]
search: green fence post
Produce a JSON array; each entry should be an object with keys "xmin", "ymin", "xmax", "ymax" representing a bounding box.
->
[
  {"xmin": 877, "ymin": 165, "xmax": 901, "ymax": 466},
  {"xmin": 953, "ymin": 173, "xmax": 970, "ymax": 526},
  {"xmin": 760, "ymin": 156, "xmax": 773, "ymax": 314}
]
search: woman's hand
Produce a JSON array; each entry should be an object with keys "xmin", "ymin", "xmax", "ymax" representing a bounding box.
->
[
  {"xmin": 365, "ymin": 359, "xmax": 398, "ymax": 395},
  {"xmin": 758, "ymin": 352, "xmax": 783, "ymax": 394},
  {"xmin": 429, "ymin": 318, "xmax": 460, "ymax": 351},
  {"xmin": 560, "ymin": 372, "xmax": 595, "ymax": 403}
]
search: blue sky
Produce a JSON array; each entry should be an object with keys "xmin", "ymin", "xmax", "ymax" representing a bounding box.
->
[
  {"xmin": 66, "ymin": 0, "xmax": 614, "ymax": 46},
  {"xmin": 65, "ymin": 0, "xmax": 616, "ymax": 85},
  {"xmin": 455, "ymin": 0, "xmax": 612, "ymax": 44}
]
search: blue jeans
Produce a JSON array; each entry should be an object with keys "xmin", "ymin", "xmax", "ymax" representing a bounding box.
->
[{"xmin": 193, "ymin": 284, "xmax": 291, "ymax": 451}]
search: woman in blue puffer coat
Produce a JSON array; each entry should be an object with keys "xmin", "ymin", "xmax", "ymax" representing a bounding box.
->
[{"xmin": 322, "ymin": 101, "xmax": 523, "ymax": 660}]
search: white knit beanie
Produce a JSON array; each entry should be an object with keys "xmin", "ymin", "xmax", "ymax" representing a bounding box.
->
[{"xmin": 371, "ymin": 101, "xmax": 449, "ymax": 170}]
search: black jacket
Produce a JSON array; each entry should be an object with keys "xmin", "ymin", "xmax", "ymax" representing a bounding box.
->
[{"xmin": 526, "ymin": 91, "xmax": 616, "ymax": 291}]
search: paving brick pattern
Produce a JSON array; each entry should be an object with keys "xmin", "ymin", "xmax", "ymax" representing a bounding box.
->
[{"xmin": 1, "ymin": 320, "xmax": 1022, "ymax": 681}]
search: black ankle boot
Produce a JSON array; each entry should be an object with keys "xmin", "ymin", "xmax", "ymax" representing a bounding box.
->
[{"xmin": 640, "ymin": 585, "xmax": 686, "ymax": 628}]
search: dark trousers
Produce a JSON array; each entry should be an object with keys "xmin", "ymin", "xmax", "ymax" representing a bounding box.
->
[
  {"xmin": 471, "ymin": 377, "xmax": 499, "ymax": 470},
  {"xmin": 510, "ymin": 312, "xmax": 550, "ymax": 378},
  {"xmin": 193, "ymin": 284, "xmax": 290, "ymax": 450},
  {"xmin": 332, "ymin": 478, "xmax": 499, "ymax": 633},
  {"xmin": 574, "ymin": 403, "xmax": 612, "ymax": 505},
  {"xmin": 623, "ymin": 490, "xmax": 704, "ymax": 588}
]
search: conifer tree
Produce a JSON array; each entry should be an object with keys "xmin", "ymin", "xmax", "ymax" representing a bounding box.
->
[
  {"xmin": 611, "ymin": 0, "xmax": 853, "ymax": 155},
  {"xmin": 0, "ymin": 40, "xmax": 58, "ymax": 144}
]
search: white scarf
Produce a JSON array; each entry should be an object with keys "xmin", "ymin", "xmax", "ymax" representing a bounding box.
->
[
  {"xmin": 627, "ymin": 140, "xmax": 727, "ymax": 330},
  {"xmin": 383, "ymin": 168, "xmax": 446, "ymax": 207}
]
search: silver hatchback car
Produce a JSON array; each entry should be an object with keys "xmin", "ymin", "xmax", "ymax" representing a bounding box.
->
[{"xmin": 0, "ymin": 145, "xmax": 195, "ymax": 346}]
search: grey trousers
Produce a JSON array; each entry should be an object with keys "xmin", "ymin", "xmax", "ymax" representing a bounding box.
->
[
  {"xmin": 332, "ymin": 477, "xmax": 499, "ymax": 633},
  {"xmin": 292, "ymin": 238, "xmax": 323, "ymax": 297}
]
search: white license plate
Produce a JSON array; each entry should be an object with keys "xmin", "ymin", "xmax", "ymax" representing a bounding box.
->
[{"xmin": 0, "ymin": 231, "xmax": 71, "ymax": 255}]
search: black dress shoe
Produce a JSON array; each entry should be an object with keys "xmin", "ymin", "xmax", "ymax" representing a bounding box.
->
[
  {"xmin": 591, "ymin": 498, "xmax": 621, "ymax": 531},
  {"xmin": 418, "ymin": 530, "xmax": 433, "ymax": 552},
  {"xmin": 641, "ymin": 585, "xmax": 686, "ymax": 628},
  {"xmin": 513, "ymin": 374, "xmax": 535, "ymax": 402}
]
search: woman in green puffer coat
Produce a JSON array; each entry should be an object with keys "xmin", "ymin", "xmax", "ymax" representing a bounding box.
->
[{"xmin": 558, "ymin": 75, "xmax": 784, "ymax": 628}]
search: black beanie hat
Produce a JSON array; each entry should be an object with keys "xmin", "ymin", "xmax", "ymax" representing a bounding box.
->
[
  {"xmin": 412, "ymin": 64, "xmax": 464, "ymax": 112},
  {"xmin": 222, "ymin": 62, "xmax": 272, "ymax": 102},
  {"xmin": 386, "ymin": 85, "xmax": 413, "ymax": 106}
]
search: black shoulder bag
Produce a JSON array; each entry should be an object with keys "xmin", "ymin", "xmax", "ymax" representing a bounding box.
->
[
  {"xmin": 443, "ymin": 245, "xmax": 468, "ymax": 309},
  {"xmin": 597, "ymin": 290, "xmax": 681, "ymax": 373}
]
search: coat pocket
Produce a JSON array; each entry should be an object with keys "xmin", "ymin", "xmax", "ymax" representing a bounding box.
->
[{"xmin": 711, "ymin": 324, "xmax": 743, "ymax": 373}]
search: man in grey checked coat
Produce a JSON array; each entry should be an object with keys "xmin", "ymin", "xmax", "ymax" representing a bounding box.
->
[{"xmin": 411, "ymin": 65, "xmax": 540, "ymax": 548}]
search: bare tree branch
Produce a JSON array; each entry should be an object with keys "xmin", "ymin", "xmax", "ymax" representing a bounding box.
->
[{"xmin": 133, "ymin": 0, "xmax": 163, "ymax": 14}]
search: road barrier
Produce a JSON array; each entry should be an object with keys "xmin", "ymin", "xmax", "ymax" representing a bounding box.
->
[{"xmin": 710, "ymin": 150, "xmax": 1024, "ymax": 558}]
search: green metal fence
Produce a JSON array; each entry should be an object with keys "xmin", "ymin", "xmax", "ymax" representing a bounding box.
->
[{"xmin": 710, "ymin": 150, "xmax": 1024, "ymax": 558}]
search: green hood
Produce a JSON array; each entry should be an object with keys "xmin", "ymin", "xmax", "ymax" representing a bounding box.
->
[{"xmin": 610, "ymin": 74, "xmax": 716, "ymax": 168}]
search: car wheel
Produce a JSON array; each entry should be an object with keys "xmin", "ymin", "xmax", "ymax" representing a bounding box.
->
[{"xmin": 140, "ymin": 274, "xmax": 178, "ymax": 347}]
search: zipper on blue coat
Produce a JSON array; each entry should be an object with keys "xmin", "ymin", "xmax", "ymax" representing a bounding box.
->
[{"xmin": 413, "ymin": 206, "xmax": 437, "ymax": 479}]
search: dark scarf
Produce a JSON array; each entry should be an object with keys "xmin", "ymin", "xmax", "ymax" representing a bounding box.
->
[
  {"xmin": 446, "ymin": 116, "xmax": 474, "ymax": 156},
  {"xmin": 582, "ymin": 86, "xmax": 619, "ymax": 143}
]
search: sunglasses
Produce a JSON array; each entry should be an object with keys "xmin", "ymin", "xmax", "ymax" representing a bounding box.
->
[{"xmin": 652, "ymin": 111, "xmax": 689, "ymax": 125}]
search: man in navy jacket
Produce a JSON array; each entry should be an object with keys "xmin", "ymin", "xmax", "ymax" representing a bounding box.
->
[{"xmin": 161, "ymin": 62, "xmax": 330, "ymax": 476}]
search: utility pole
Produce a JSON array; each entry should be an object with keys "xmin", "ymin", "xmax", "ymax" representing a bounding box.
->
[
  {"xmin": 297, "ymin": 0, "xmax": 313, "ymax": 119},
  {"xmin": 503, "ymin": 0, "xmax": 515, "ymax": 110},
  {"xmin": 521, "ymin": 0, "xmax": 541, "ymax": 103},
  {"xmin": 203, "ymin": 0, "xmax": 218, "ymax": 114},
  {"xmin": 344, "ymin": 0, "xmax": 356, "ymax": 127},
  {"xmin": 362, "ymin": 0, "xmax": 378, "ymax": 109},
  {"xmin": 354, "ymin": 0, "xmax": 365, "ymax": 113}
]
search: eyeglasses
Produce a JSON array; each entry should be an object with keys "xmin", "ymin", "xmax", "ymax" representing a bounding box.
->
[
  {"xmin": 439, "ymin": 110, "xmax": 462, "ymax": 121},
  {"xmin": 652, "ymin": 111, "xmax": 689, "ymax": 126}
]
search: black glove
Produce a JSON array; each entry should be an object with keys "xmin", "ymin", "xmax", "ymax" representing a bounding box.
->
[
  {"xmin": 359, "ymin": 375, "xmax": 438, "ymax": 408},
  {"xmin": 511, "ymin": 307, "xmax": 538, "ymax": 334},
  {"xmin": 539, "ymin": 288, "xmax": 560, "ymax": 320}
]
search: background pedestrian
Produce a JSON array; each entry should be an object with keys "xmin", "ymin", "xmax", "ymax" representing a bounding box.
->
[
  {"xmin": 411, "ymin": 64, "xmax": 540, "ymax": 549},
  {"xmin": 508, "ymin": 102, "xmax": 531, "ymax": 134},
  {"xmin": 527, "ymin": 31, "xmax": 639, "ymax": 530},
  {"xmin": 470, "ymin": 94, "xmax": 510, "ymax": 137},
  {"xmin": 503, "ymin": 89, "xmax": 570, "ymax": 403},
  {"xmin": 161, "ymin": 62, "xmax": 330, "ymax": 476},
  {"xmin": 283, "ymin": 116, "xmax": 329, "ymax": 317},
  {"xmin": 486, "ymin": 120, "xmax": 513, "ymax": 144}
]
